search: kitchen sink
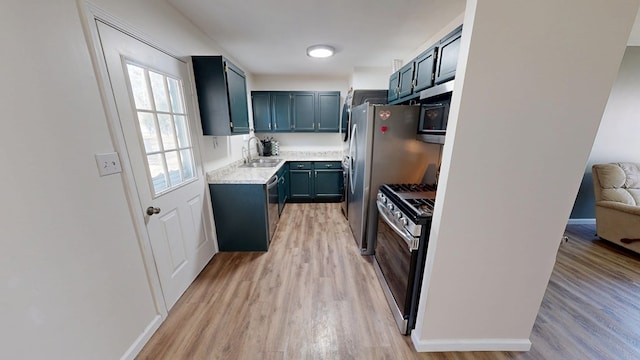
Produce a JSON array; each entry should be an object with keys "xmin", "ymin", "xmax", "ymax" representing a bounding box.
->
[{"xmin": 239, "ymin": 158, "xmax": 282, "ymax": 168}]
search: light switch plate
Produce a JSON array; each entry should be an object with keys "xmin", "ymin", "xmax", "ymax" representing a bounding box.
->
[{"xmin": 95, "ymin": 152, "xmax": 122, "ymax": 176}]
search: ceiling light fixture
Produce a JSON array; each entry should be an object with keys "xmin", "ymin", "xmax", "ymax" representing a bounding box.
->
[{"xmin": 307, "ymin": 45, "xmax": 335, "ymax": 58}]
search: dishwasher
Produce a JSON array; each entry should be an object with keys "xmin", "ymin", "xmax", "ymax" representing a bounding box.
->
[{"xmin": 266, "ymin": 174, "xmax": 280, "ymax": 240}]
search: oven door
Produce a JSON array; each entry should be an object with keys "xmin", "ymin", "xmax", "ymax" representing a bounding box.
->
[{"xmin": 374, "ymin": 200, "xmax": 420, "ymax": 334}]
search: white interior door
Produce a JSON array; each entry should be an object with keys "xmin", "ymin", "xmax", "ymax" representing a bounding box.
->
[{"xmin": 97, "ymin": 21, "xmax": 215, "ymax": 310}]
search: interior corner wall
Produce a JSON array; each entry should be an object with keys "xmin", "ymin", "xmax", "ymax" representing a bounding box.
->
[
  {"xmin": 413, "ymin": 0, "xmax": 639, "ymax": 352},
  {"xmin": 570, "ymin": 46, "xmax": 640, "ymax": 220},
  {"xmin": 351, "ymin": 66, "xmax": 390, "ymax": 90}
]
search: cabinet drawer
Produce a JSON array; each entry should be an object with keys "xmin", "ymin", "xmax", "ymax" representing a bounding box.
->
[
  {"xmin": 314, "ymin": 161, "xmax": 341, "ymax": 169},
  {"xmin": 289, "ymin": 161, "xmax": 312, "ymax": 170}
]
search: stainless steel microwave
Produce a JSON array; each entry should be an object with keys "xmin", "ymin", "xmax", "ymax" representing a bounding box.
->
[{"xmin": 416, "ymin": 80, "xmax": 454, "ymax": 144}]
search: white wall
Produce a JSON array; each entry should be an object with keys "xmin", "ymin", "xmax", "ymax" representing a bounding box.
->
[
  {"xmin": 571, "ymin": 46, "xmax": 640, "ymax": 220},
  {"xmin": 413, "ymin": 0, "xmax": 639, "ymax": 352},
  {"xmin": 350, "ymin": 66, "xmax": 390, "ymax": 89},
  {"xmin": 251, "ymin": 74, "xmax": 349, "ymax": 151},
  {"xmin": 0, "ymin": 0, "xmax": 228, "ymax": 358}
]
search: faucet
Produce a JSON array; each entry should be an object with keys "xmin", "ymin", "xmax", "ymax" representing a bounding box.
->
[{"xmin": 246, "ymin": 136, "xmax": 263, "ymax": 162}]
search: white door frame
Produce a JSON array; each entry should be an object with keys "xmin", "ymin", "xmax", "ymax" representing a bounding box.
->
[{"xmin": 76, "ymin": 1, "xmax": 217, "ymax": 354}]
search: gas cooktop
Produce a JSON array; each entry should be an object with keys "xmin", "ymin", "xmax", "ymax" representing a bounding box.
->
[{"xmin": 380, "ymin": 183, "xmax": 437, "ymax": 220}]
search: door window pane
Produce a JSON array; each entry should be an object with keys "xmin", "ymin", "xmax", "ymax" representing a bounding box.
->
[
  {"xmin": 137, "ymin": 111, "xmax": 160, "ymax": 153},
  {"xmin": 126, "ymin": 64, "xmax": 152, "ymax": 110},
  {"xmin": 158, "ymin": 114, "xmax": 177, "ymax": 150},
  {"xmin": 167, "ymin": 78, "xmax": 184, "ymax": 113},
  {"xmin": 165, "ymin": 151, "xmax": 182, "ymax": 186},
  {"xmin": 149, "ymin": 71, "xmax": 170, "ymax": 112},
  {"xmin": 174, "ymin": 115, "xmax": 189, "ymax": 148},
  {"xmin": 125, "ymin": 61, "xmax": 197, "ymax": 197},
  {"xmin": 180, "ymin": 149, "xmax": 195, "ymax": 180},
  {"xmin": 148, "ymin": 153, "xmax": 168, "ymax": 193}
]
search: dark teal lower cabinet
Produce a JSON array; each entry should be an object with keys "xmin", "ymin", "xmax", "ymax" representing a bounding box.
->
[
  {"xmin": 277, "ymin": 163, "xmax": 289, "ymax": 215},
  {"xmin": 288, "ymin": 161, "xmax": 343, "ymax": 202},
  {"xmin": 289, "ymin": 169, "xmax": 313, "ymax": 200},
  {"xmin": 209, "ymin": 183, "xmax": 269, "ymax": 251},
  {"xmin": 314, "ymin": 169, "xmax": 343, "ymax": 200}
]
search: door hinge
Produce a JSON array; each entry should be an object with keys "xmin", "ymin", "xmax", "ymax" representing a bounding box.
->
[
  {"xmin": 224, "ymin": 64, "xmax": 228, "ymax": 72},
  {"xmin": 229, "ymin": 121, "xmax": 234, "ymax": 129},
  {"xmin": 432, "ymin": 73, "xmax": 435, "ymax": 81}
]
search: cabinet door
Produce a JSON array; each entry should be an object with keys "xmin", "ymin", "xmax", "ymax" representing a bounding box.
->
[
  {"xmin": 314, "ymin": 169, "xmax": 343, "ymax": 199},
  {"xmin": 292, "ymin": 92, "xmax": 315, "ymax": 131},
  {"xmin": 397, "ymin": 62, "xmax": 415, "ymax": 99},
  {"xmin": 388, "ymin": 71, "xmax": 400, "ymax": 103},
  {"xmin": 413, "ymin": 47, "xmax": 437, "ymax": 92},
  {"xmin": 225, "ymin": 61, "xmax": 250, "ymax": 133},
  {"xmin": 289, "ymin": 170, "xmax": 313, "ymax": 199},
  {"xmin": 435, "ymin": 25, "xmax": 462, "ymax": 84},
  {"xmin": 272, "ymin": 92, "xmax": 292, "ymax": 132},
  {"xmin": 316, "ymin": 91, "xmax": 340, "ymax": 132},
  {"xmin": 251, "ymin": 92, "xmax": 272, "ymax": 132}
]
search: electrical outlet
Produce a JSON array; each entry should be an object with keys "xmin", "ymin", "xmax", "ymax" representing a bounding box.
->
[{"xmin": 95, "ymin": 152, "xmax": 122, "ymax": 176}]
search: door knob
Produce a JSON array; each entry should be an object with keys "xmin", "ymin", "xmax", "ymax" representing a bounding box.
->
[{"xmin": 146, "ymin": 206, "xmax": 161, "ymax": 216}]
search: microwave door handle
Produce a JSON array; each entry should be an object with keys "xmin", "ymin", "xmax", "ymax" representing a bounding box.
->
[{"xmin": 376, "ymin": 201, "xmax": 419, "ymax": 251}]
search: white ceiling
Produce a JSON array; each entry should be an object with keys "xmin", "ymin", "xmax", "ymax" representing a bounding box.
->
[
  {"xmin": 168, "ymin": 0, "xmax": 640, "ymax": 77},
  {"xmin": 168, "ymin": 0, "xmax": 466, "ymax": 77}
]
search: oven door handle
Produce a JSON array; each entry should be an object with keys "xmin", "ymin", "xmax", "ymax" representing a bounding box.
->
[{"xmin": 376, "ymin": 201, "xmax": 419, "ymax": 251}]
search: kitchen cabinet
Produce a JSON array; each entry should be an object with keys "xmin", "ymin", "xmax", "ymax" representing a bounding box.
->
[
  {"xmin": 192, "ymin": 56, "xmax": 250, "ymax": 135},
  {"xmin": 434, "ymin": 25, "xmax": 463, "ymax": 85},
  {"xmin": 397, "ymin": 62, "xmax": 415, "ymax": 99},
  {"xmin": 413, "ymin": 46, "xmax": 437, "ymax": 93},
  {"xmin": 277, "ymin": 162, "xmax": 289, "ymax": 215},
  {"xmin": 388, "ymin": 71, "xmax": 400, "ymax": 102},
  {"xmin": 289, "ymin": 162, "xmax": 314, "ymax": 200},
  {"xmin": 289, "ymin": 161, "xmax": 343, "ymax": 202},
  {"xmin": 209, "ymin": 183, "xmax": 270, "ymax": 251},
  {"xmin": 387, "ymin": 25, "xmax": 462, "ymax": 104},
  {"xmin": 316, "ymin": 92, "xmax": 341, "ymax": 132},
  {"xmin": 292, "ymin": 92, "xmax": 315, "ymax": 131},
  {"xmin": 252, "ymin": 91, "xmax": 293, "ymax": 132},
  {"xmin": 251, "ymin": 91, "xmax": 340, "ymax": 133}
]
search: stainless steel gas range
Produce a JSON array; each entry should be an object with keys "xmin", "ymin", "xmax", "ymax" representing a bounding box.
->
[{"xmin": 374, "ymin": 183, "xmax": 436, "ymax": 335}]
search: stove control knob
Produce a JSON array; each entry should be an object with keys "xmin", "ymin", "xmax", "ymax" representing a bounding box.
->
[
  {"xmin": 401, "ymin": 218, "xmax": 408, "ymax": 226},
  {"xmin": 387, "ymin": 203, "xmax": 394, "ymax": 211},
  {"xmin": 395, "ymin": 211, "xmax": 402, "ymax": 219},
  {"xmin": 378, "ymin": 194, "xmax": 387, "ymax": 204}
]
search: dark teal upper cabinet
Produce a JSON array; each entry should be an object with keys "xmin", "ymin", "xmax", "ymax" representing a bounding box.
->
[
  {"xmin": 387, "ymin": 24, "xmax": 462, "ymax": 104},
  {"xmin": 292, "ymin": 92, "xmax": 315, "ymax": 131},
  {"xmin": 388, "ymin": 71, "xmax": 400, "ymax": 102},
  {"xmin": 251, "ymin": 91, "xmax": 340, "ymax": 133},
  {"xmin": 397, "ymin": 62, "xmax": 415, "ymax": 99},
  {"xmin": 251, "ymin": 92, "xmax": 272, "ymax": 132},
  {"xmin": 413, "ymin": 46, "xmax": 437, "ymax": 93},
  {"xmin": 435, "ymin": 25, "xmax": 463, "ymax": 85},
  {"xmin": 192, "ymin": 56, "xmax": 250, "ymax": 135},
  {"xmin": 316, "ymin": 92, "xmax": 340, "ymax": 132},
  {"xmin": 272, "ymin": 92, "xmax": 292, "ymax": 132}
]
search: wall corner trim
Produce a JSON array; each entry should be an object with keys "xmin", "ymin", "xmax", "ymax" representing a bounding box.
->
[
  {"xmin": 410, "ymin": 334, "xmax": 532, "ymax": 352},
  {"xmin": 120, "ymin": 315, "xmax": 163, "ymax": 360},
  {"xmin": 567, "ymin": 218, "xmax": 596, "ymax": 225}
]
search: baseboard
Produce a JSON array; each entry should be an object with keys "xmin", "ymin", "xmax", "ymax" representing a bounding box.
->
[
  {"xmin": 120, "ymin": 314, "xmax": 163, "ymax": 360},
  {"xmin": 411, "ymin": 333, "xmax": 531, "ymax": 352},
  {"xmin": 567, "ymin": 218, "xmax": 596, "ymax": 225}
]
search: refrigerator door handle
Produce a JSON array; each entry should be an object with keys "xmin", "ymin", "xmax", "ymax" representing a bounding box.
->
[{"xmin": 349, "ymin": 124, "xmax": 357, "ymax": 195}]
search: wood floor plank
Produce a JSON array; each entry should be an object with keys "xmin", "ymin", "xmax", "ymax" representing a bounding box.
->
[{"xmin": 136, "ymin": 206, "xmax": 640, "ymax": 360}]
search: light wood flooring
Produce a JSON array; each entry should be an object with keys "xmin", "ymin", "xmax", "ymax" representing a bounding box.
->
[{"xmin": 136, "ymin": 203, "xmax": 640, "ymax": 360}]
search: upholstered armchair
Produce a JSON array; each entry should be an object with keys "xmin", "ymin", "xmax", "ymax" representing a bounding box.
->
[{"xmin": 592, "ymin": 162, "xmax": 640, "ymax": 254}]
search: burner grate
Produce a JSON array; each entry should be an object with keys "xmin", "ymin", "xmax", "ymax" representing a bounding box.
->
[{"xmin": 387, "ymin": 183, "xmax": 437, "ymax": 193}]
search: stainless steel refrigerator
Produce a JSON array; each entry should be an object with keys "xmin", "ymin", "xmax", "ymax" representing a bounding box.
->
[{"xmin": 347, "ymin": 104, "xmax": 439, "ymax": 255}]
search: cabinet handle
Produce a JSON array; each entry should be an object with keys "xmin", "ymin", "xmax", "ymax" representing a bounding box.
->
[
  {"xmin": 325, "ymin": 164, "xmax": 331, "ymax": 168},
  {"xmin": 315, "ymin": 171, "xmax": 317, "ymax": 178},
  {"xmin": 298, "ymin": 164, "xmax": 303, "ymax": 168},
  {"xmin": 308, "ymin": 171, "xmax": 311, "ymax": 179},
  {"xmin": 269, "ymin": 123, "xmax": 271, "ymax": 129}
]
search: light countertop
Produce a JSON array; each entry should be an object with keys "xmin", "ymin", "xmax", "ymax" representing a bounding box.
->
[{"xmin": 207, "ymin": 151, "xmax": 344, "ymax": 185}]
